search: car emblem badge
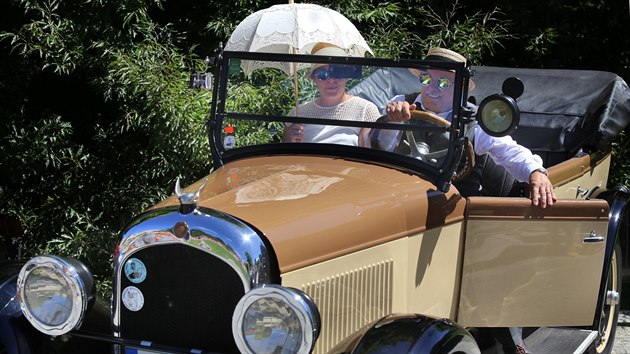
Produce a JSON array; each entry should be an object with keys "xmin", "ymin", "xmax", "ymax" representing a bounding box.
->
[
  {"xmin": 175, "ymin": 178, "xmax": 208, "ymax": 213},
  {"xmin": 122, "ymin": 286, "xmax": 145, "ymax": 312},
  {"xmin": 124, "ymin": 258, "xmax": 147, "ymax": 284}
]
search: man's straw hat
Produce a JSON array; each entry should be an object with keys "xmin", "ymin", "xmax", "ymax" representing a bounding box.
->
[{"xmin": 424, "ymin": 47, "xmax": 467, "ymax": 63}]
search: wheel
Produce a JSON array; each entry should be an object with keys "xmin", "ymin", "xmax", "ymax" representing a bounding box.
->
[{"xmin": 587, "ymin": 241, "xmax": 622, "ymax": 354}]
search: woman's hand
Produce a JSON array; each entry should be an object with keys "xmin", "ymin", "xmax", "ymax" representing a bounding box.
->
[{"xmin": 283, "ymin": 123, "xmax": 304, "ymax": 142}]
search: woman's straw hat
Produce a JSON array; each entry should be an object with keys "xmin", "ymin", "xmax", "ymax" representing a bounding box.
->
[
  {"xmin": 309, "ymin": 43, "xmax": 348, "ymax": 72},
  {"xmin": 311, "ymin": 42, "xmax": 347, "ymax": 57}
]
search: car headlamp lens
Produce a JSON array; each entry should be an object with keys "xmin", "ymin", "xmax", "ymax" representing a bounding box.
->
[
  {"xmin": 24, "ymin": 266, "xmax": 74, "ymax": 326},
  {"xmin": 17, "ymin": 255, "xmax": 95, "ymax": 336},
  {"xmin": 243, "ymin": 297, "xmax": 302, "ymax": 352},
  {"xmin": 477, "ymin": 94, "xmax": 520, "ymax": 137},
  {"xmin": 481, "ymin": 100, "xmax": 512, "ymax": 132},
  {"xmin": 233, "ymin": 285, "xmax": 320, "ymax": 354}
]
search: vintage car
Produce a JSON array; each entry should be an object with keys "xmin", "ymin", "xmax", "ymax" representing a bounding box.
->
[{"xmin": 1, "ymin": 47, "xmax": 630, "ymax": 354}]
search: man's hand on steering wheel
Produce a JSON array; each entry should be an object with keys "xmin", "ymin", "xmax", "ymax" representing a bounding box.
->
[
  {"xmin": 386, "ymin": 101, "xmax": 417, "ymax": 122},
  {"xmin": 380, "ymin": 107, "xmax": 475, "ymax": 182}
]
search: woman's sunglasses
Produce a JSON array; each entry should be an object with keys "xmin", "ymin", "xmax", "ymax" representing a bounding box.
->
[
  {"xmin": 311, "ymin": 65, "xmax": 362, "ymax": 81},
  {"xmin": 418, "ymin": 73, "xmax": 451, "ymax": 90},
  {"xmin": 312, "ymin": 67, "xmax": 336, "ymax": 81}
]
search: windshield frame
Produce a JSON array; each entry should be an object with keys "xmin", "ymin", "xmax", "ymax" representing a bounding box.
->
[{"xmin": 207, "ymin": 50, "xmax": 473, "ymax": 192}]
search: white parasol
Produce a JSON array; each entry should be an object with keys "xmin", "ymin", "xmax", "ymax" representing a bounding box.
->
[{"xmin": 225, "ymin": 2, "xmax": 373, "ymax": 76}]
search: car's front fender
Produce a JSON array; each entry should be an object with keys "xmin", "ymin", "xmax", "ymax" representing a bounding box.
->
[
  {"xmin": 327, "ymin": 314, "xmax": 480, "ymax": 354},
  {"xmin": 0, "ymin": 260, "xmax": 113, "ymax": 354},
  {"xmin": 0, "ymin": 261, "xmax": 23, "ymax": 316},
  {"xmin": 0, "ymin": 261, "xmax": 34, "ymax": 354}
]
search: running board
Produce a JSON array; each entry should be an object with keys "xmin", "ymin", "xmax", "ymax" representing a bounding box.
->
[{"xmin": 525, "ymin": 327, "xmax": 598, "ymax": 354}]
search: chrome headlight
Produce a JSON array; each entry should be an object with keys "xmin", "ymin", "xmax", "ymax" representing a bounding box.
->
[
  {"xmin": 17, "ymin": 255, "xmax": 95, "ymax": 336},
  {"xmin": 232, "ymin": 285, "xmax": 320, "ymax": 354},
  {"xmin": 477, "ymin": 93, "xmax": 520, "ymax": 137}
]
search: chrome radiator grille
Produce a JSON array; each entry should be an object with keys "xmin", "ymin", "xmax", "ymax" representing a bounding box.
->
[{"xmin": 118, "ymin": 244, "xmax": 244, "ymax": 352}]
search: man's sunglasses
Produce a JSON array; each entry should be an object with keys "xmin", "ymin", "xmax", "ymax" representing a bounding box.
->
[
  {"xmin": 312, "ymin": 65, "xmax": 362, "ymax": 81},
  {"xmin": 419, "ymin": 73, "xmax": 451, "ymax": 90}
]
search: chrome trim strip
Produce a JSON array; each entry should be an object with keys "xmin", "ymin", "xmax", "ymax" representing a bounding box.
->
[{"xmin": 574, "ymin": 330, "xmax": 598, "ymax": 354}]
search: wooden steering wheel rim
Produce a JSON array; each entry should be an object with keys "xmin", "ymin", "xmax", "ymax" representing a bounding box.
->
[{"xmin": 409, "ymin": 110, "xmax": 451, "ymax": 127}]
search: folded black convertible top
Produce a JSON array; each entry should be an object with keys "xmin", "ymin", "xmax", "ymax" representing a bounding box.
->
[
  {"xmin": 349, "ymin": 66, "xmax": 630, "ymax": 167},
  {"xmin": 472, "ymin": 66, "xmax": 630, "ymax": 165}
]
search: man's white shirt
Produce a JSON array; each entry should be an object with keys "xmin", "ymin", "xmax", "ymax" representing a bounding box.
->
[{"xmin": 391, "ymin": 94, "xmax": 544, "ymax": 182}]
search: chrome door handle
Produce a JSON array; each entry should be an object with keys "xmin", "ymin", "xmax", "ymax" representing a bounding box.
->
[
  {"xmin": 576, "ymin": 186, "xmax": 589, "ymax": 198},
  {"xmin": 582, "ymin": 231, "xmax": 605, "ymax": 244},
  {"xmin": 575, "ymin": 185, "xmax": 599, "ymax": 199}
]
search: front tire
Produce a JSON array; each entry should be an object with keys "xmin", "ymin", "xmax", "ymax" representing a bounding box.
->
[{"xmin": 588, "ymin": 242, "xmax": 622, "ymax": 354}]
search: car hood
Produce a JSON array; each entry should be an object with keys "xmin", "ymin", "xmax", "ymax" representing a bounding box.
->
[{"xmin": 154, "ymin": 156, "xmax": 466, "ymax": 273}]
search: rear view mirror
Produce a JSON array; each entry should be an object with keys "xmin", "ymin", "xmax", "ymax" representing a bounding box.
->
[
  {"xmin": 190, "ymin": 71, "xmax": 213, "ymax": 90},
  {"xmin": 502, "ymin": 77, "xmax": 524, "ymax": 100},
  {"xmin": 189, "ymin": 56, "xmax": 214, "ymax": 90}
]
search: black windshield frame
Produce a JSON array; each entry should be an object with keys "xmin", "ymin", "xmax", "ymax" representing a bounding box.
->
[{"xmin": 207, "ymin": 50, "xmax": 474, "ymax": 192}]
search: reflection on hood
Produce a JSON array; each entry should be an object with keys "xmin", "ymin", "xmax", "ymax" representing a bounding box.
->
[{"xmin": 235, "ymin": 172, "xmax": 342, "ymax": 203}]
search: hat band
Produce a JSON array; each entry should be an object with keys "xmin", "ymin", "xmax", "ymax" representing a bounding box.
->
[{"xmin": 424, "ymin": 55, "xmax": 462, "ymax": 63}]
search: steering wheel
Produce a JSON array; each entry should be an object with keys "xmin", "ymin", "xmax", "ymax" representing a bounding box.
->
[{"xmin": 405, "ymin": 110, "xmax": 475, "ymax": 182}]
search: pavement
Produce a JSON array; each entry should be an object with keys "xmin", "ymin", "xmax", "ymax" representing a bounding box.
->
[{"xmin": 613, "ymin": 310, "xmax": 630, "ymax": 354}]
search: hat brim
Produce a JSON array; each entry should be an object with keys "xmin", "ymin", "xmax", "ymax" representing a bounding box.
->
[{"xmin": 309, "ymin": 45, "xmax": 349, "ymax": 74}]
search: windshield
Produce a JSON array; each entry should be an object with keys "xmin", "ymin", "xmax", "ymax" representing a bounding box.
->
[{"xmin": 208, "ymin": 51, "xmax": 472, "ymax": 191}]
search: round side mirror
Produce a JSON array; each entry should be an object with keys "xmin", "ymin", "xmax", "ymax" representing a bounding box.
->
[
  {"xmin": 502, "ymin": 77, "xmax": 524, "ymax": 99},
  {"xmin": 476, "ymin": 94, "xmax": 520, "ymax": 137}
]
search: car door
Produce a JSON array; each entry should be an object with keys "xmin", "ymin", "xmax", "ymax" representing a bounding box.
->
[{"xmin": 458, "ymin": 197, "xmax": 608, "ymax": 327}]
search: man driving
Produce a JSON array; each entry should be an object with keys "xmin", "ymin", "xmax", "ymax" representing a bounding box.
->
[{"xmin": 384, "ymin": 47, "xmax": 556, "ymax": 209}]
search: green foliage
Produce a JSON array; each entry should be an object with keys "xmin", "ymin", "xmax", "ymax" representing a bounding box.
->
[
  {"xmin": 224, "ymin": 78, "xmax": 290, "ymax": 145},
  {"xmin": 1, "ymin": 115, "xmax": 115, "ymax": 276},
  {"xmin": 610, "ymin": 130, "xmax": 630, "ymax": 187},
  {"xmin": 1, "ymin": 0, "xmax": 629, "ymax": 287},
  {"xmin": 0, "ymin": 0, "xmax": 212, "ymax": 284},
  {"xmin": 328, "ymin": 1, "xmax": 417, "ymax": 58},
  {"xmin": 525, "ymin": 27, "xmax": 558, "ymax": 57},
  {"xmin": 1, "ymin": 0, "xmax": 83, "ymax": 74},
  {"xmin": 205, "ymin": 0, "xmax": 274, "ymax": 41},
  {"xmin": 221, "ymin": 67, "xmax": 323, "ymax": 145},
  {"xmin": 418, "ymin": 2, "xmax": 513, "ymax": 61},
  {"xmin": 470, "ymin": 0, "xmax": 630, "ymax": 76},
  {"xmin": 226, "ymin": 69, "xmax": 298, "ymax": 115}
]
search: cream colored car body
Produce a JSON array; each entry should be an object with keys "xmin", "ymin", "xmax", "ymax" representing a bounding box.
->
[{"xmin": 155, "ymin": 152, "xmax": 611, "ymax": 353}]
